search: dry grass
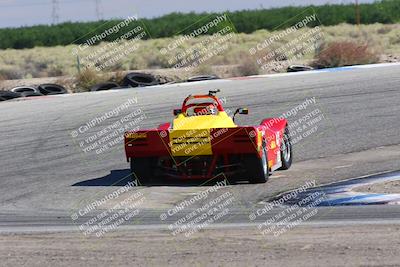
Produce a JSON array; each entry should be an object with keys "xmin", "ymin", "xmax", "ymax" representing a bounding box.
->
[
  {"xmin": 0, "ymin": 23, "xmax": 399, "ymax": 81},
  {"xmin": 237, "ymin": 52, "xmax": 260, "ymax": 76},
  {"xmin": 109, "ymin": 71, "xmax": 126, "ymax": 84},
  {"xmin": 312, "ymin": 41, "xmax": 379, "ymax": 68},
  {"xmin": 0, "ymin": 74, "xmax": 4, "ymax": 88},
  {"xmin": 190, "ymin": 64, "xmax": 213, "ymax": 77},
  {"xmin": 74, "ymin": 68, "xmax": 110, "ymax": 92}
]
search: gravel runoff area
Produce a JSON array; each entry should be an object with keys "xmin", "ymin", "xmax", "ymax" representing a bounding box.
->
[
  {"xmin": 1, "ymin": 224, "xmax": 400, "ymax": 266},
  {"xmin": 355, "ymin": 180, "xmax": 400, "ymax": 195}
]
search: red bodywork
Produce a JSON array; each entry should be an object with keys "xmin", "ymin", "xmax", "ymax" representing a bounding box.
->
[{"xmin": 124, "ymin": 93, "xmax": 288, "ymax": 180}]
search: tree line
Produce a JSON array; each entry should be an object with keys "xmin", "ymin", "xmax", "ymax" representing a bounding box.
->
[{"xmin": 0, "ymin": 0, "xmax": 398, "ymax": 49}]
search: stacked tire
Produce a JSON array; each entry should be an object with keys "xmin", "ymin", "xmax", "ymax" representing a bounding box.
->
[
  {"xmin": 9, "ymin": 86, "xmax": 42, "ymax": 98},
  {"xmin": 0, "ymin": 90, "xmax": 21, "ymax": 101},
  {"xmin": 187, "ymin": 75, "xmax": 220, "ymax": 82},
  {"xmin": 1, "ymin": 84, "xmax": 68, "ymax": 102},
  {"xmin": 89, "ymin": 73, "xmax": 160, "ymax": 92},
  {"xmin": 287, "ymin": 65, "xmax": 314, "ymax": 72},
  {"xmin": 1, "ymin": 72, "xmax": 161, "ymax": 102},
  {"xmin": 10, "ymin": 86, "xmax": 40, "ymax": 95},
  {"xmin": 121, "ymin": 72, "xmax": 159, "ymax": 87},
  {"xmin": 90, "ymin": 82, "xmax": 121, "ymax": 92},
  {"xmin": 38, "ymin": 84, "xmax": 67, "ymax": 95}
]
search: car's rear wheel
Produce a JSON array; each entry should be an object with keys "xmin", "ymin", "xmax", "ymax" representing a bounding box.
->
[
  {"xmin": 130, "ymin": 157, "xmax": 155, "ymax": 186},
  {"xmin": 245, "ymin": 142, "xmax": 269, "ymax": 184},
  {"xmin": 279, "ymin": 127, "xmax": 292, "ymax": 170}
]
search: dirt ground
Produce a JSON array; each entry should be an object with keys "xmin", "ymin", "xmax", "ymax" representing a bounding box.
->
[
  {"xmin": 1, "ymin": 224, "xmax": 400, "ymax": 267},
  {"xmin": 356, "ymin": 180, "xmax": 400, "ymax": 194}
]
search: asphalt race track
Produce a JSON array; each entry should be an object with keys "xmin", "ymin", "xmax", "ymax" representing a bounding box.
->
[{"xmin": 1, "ymin": 63, "xmax": 400, "ymax": 232}]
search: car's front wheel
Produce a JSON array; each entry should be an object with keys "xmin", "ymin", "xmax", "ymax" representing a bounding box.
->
[
  {"xmin": 279, "ymin": 127, "xmax": 292, "ymax": 170},
  {"xmin": 245, "ymin": 142, "xmax": 269, "ymax": 184}
]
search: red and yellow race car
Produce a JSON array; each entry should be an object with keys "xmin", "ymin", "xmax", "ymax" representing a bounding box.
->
[{"xmin": 124, "ymin": 90, "xmax": 292, "ymax": 184}]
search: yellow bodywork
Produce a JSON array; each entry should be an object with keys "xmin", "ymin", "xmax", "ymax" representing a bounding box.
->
[
  {"xmin": 172, "ymin": 111, "xmax": 237, "ymax": 130},
  {"xmin": 169, "ymin": 112, "xmax": 237, "ymax": 156}
]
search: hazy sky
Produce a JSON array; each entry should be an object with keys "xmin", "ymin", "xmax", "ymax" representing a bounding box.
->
[{"xmin": 0, "ymin": 0, "xmax": 377, "ymax": 28}]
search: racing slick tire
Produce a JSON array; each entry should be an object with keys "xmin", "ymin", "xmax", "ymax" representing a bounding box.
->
[
  {"xmin": 279, "ymin": 127, "xmax": 292, "ymax": 170},
  {"xmin": 245, "ymin": 142, "xmax": 269, "ymax": 184},
  {"xmin": 130, "ymin": 157, "xmax": 155, "ymax": 186}
]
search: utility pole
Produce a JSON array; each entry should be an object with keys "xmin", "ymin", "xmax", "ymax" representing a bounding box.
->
[
  {"xmin": 355, "ymin": 0, "xmax": 361, "ymax": 26},
  {"xmin": 52, "ymin": 0, "xmax": 60, "ymax": 24},
  {"xmin": 95, "ymin": 0, "xmax": 103, "ymax": 20}
]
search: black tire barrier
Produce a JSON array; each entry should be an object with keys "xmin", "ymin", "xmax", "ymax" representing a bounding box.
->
[
  {"xmin": 187, "ymin": 75, "xmax": 220, "ymax": 82},
  {"xmin": 10, "ymin": 86, "xmax": 40, "ymax": 94},
  {"xmin": 90, "ymin": 82, "xmax": 120, "ymax": 92},
  {"xmin": 20, "ymin": 91, "xmax": 43, "ymax": 97},
  {"xmin": 287, "ymin": 65, "xmax": 314, "ymax": 72},
  {"xmin": 38, "ymin": 84, "xmax": 67, "ymax": 95},
  {"xmin": 0, "ymin": 90, "xmax": 21, "ymax": 101},
  {"xmin": 121, "ymin": 72, "xmax": 160, "ymax": 87}
]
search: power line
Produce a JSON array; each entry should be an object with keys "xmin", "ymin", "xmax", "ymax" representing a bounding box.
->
[
  {"xmin": 355, "ymin": 0, "xmax": 361, "ymax": 26},
  {"xmin": 0, "ymin": 0, "xmax": 93, "ymax": 8},
  {"xmin": 52, "ymin": 0, "xmax": 60, "ymax": 24},
  {"xmin": 94, "ymin": 0, "xmax": 103, "ymax": 20}
]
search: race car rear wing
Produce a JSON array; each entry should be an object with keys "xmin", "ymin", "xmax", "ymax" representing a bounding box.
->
[{"xmin": 124, "ymin": 127, "xmax": 262, "ymax": 161}]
